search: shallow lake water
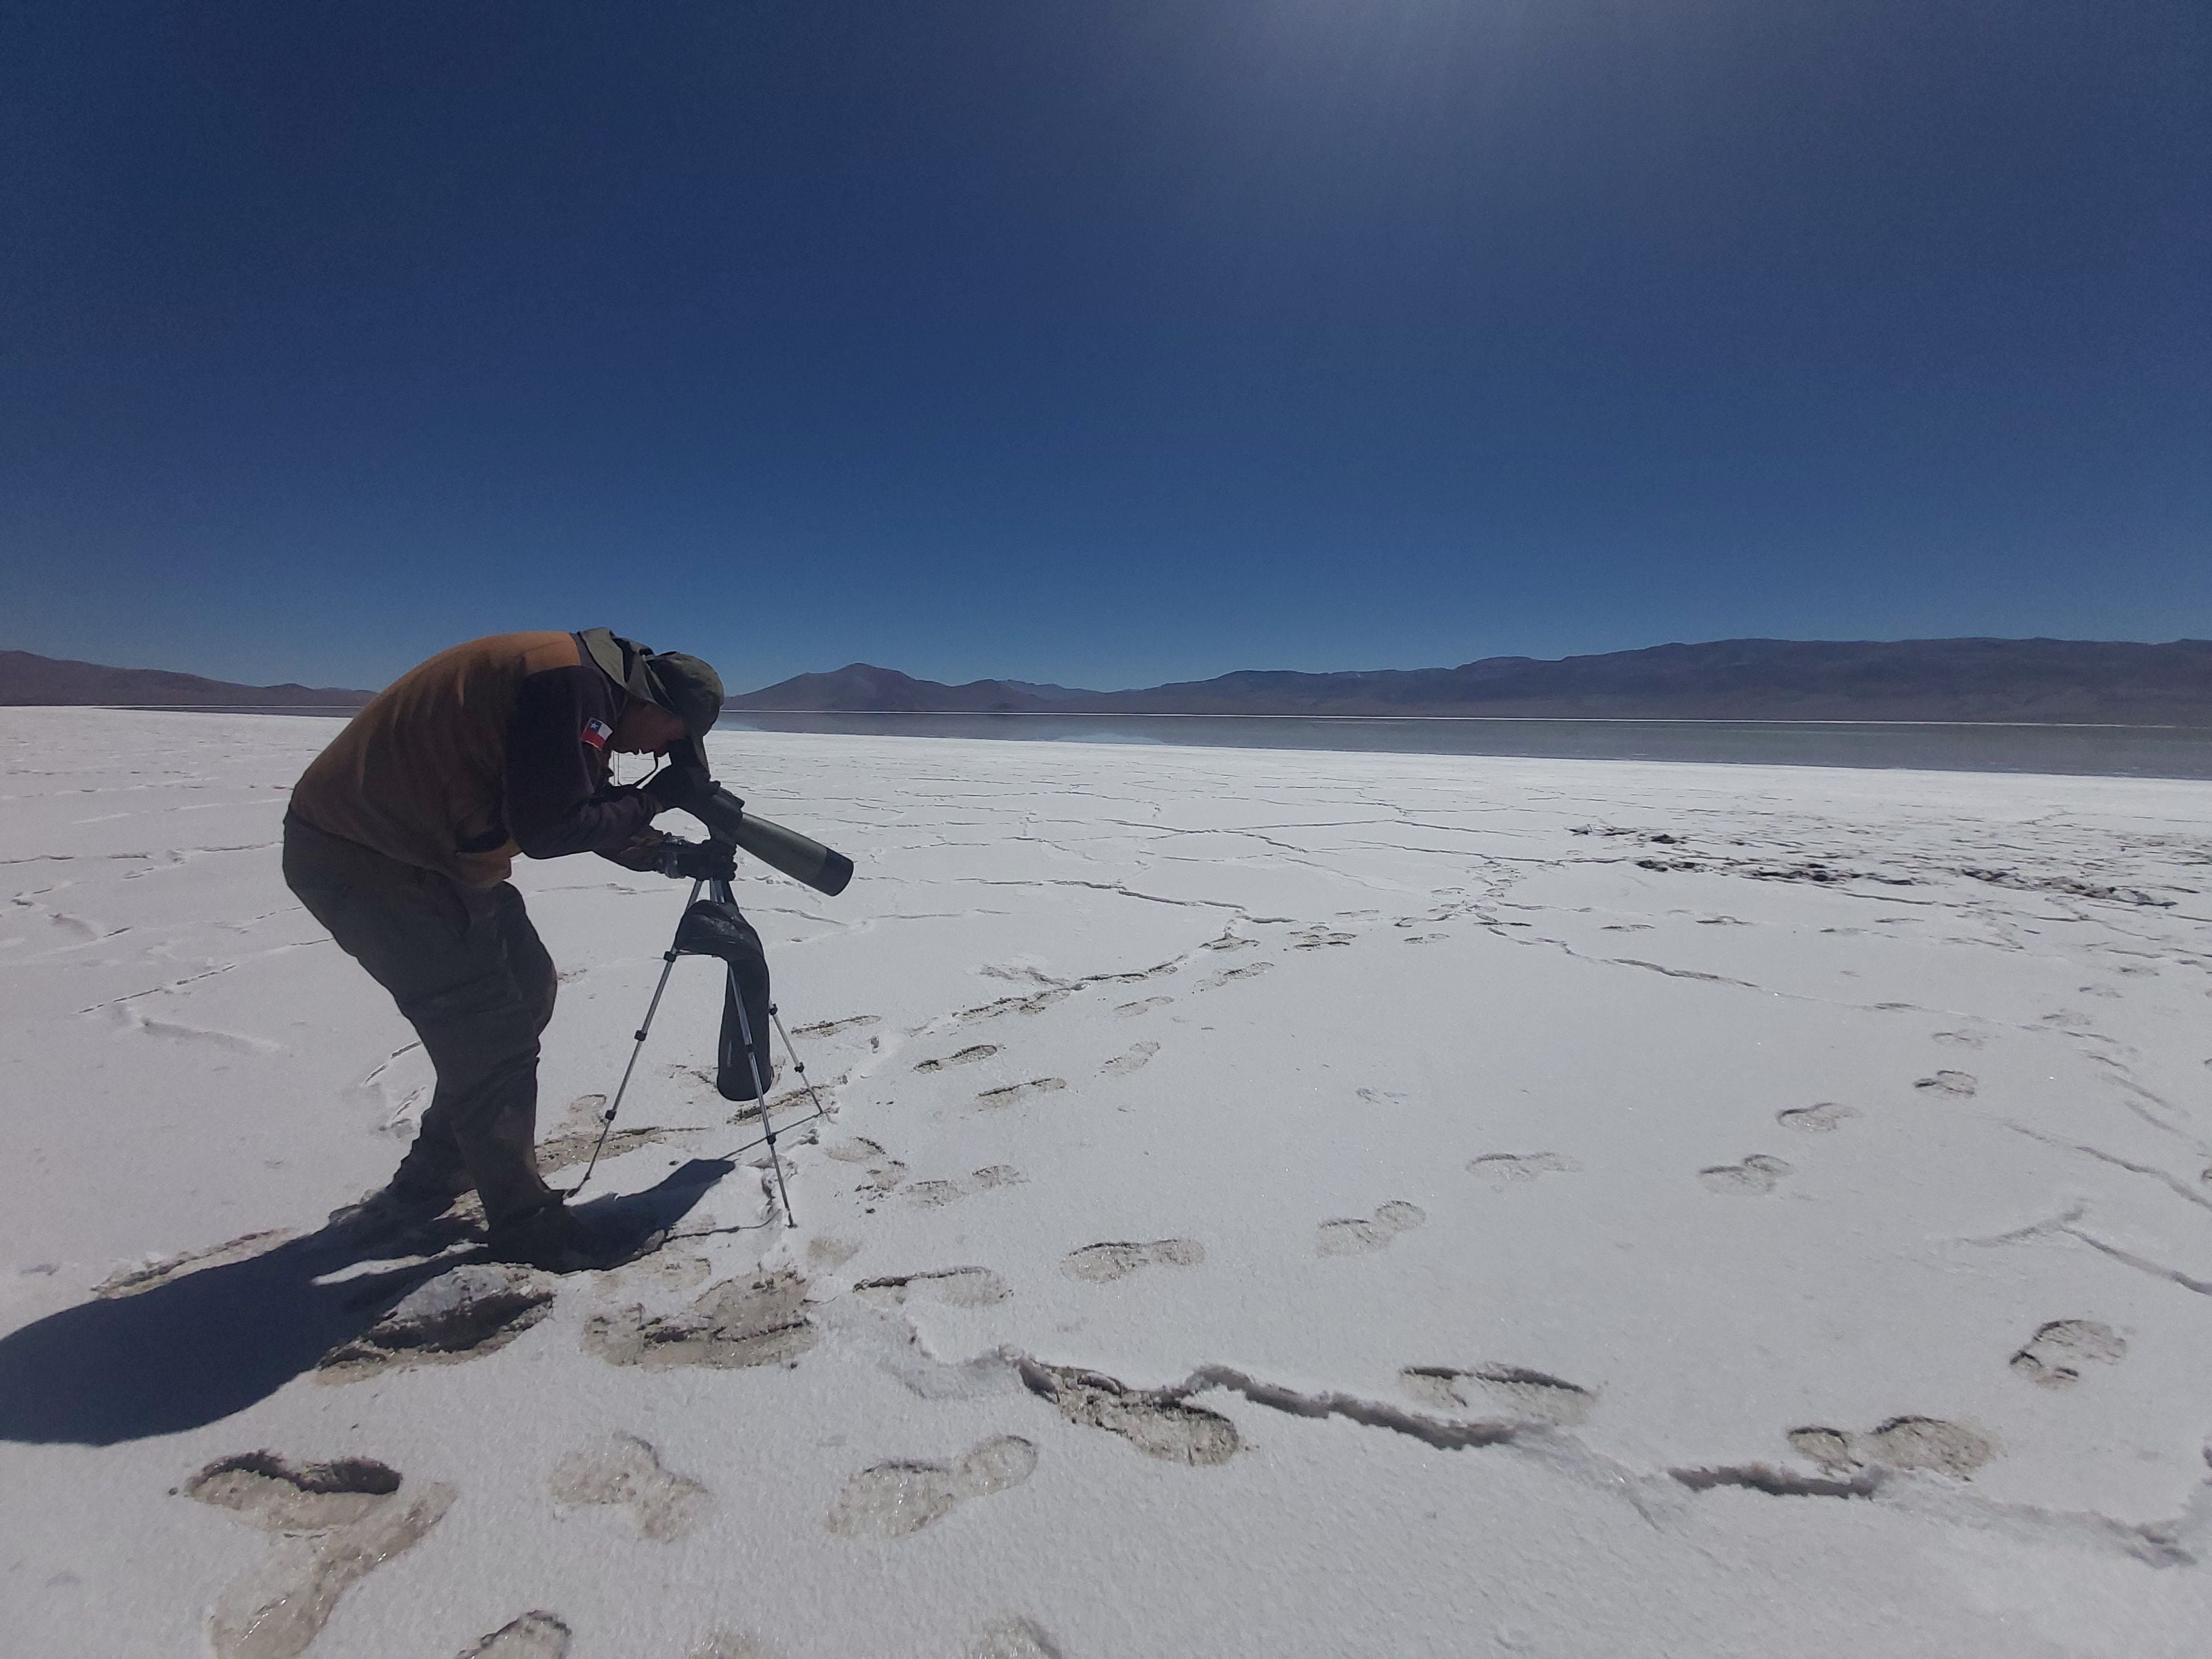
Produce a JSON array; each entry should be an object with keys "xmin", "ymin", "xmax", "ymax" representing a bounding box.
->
[{"xmin": 722, "ymin": 712, "xmax": 2212, "ymax": 781}]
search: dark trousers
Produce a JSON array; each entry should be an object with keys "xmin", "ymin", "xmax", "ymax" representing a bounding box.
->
[{"xmin": 283, "ymin": 813, "xmax": 559, "ymax": 1229}]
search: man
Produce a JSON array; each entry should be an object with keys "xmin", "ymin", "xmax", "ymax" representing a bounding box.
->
[{"xmin": 283, "ymin": 628, "xmax": 724, "ymax": 1270}]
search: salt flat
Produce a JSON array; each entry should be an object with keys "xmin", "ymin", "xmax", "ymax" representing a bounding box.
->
[{"xmin": 4, "ymin": 708, "xmax": 2211, "ymax": 1658}]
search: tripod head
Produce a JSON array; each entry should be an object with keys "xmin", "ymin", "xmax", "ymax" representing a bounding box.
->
[{"xmin": 655, "ymin": 740, "xmax": 855, "ymax": 897}]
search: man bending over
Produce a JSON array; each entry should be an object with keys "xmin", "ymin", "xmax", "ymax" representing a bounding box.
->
[{"xmin": 283, "ymin": 628, "xmax": 723, "ymax": 1270}]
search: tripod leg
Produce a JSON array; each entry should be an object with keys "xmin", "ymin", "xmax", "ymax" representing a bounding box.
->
[
  {"xmin": 565, "ymin": 878, "xmax": 702, "ymax": 1198},
  {"xmin": 768, "ymin": 1004, "xmax": 830, "ymax": 1120},
  {"xmin": 704, "ymin": 876, "xmax": 794, "ymax": 1225},
  {"xmin": 726, "ymin": 960, "xmax": 795, "ymax": 1225}
]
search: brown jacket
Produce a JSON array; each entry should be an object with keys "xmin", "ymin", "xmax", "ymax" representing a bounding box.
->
[{"xmin": 290, "ymin": 630, "xmax": 660, "ymax": 887}]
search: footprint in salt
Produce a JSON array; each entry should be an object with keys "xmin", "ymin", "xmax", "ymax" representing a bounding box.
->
[
  {"xmin": 914, "ymin": 1043, "xmax": 1000, "ymax": 1073},
  {"xmin": 2009, "ymin": 1319, "xmax": 2127, "ymax": 1389},
  {"xmin": 182, "ymin": 1452, "xmax": 455, "ymax": 1659},
  {"xmin": 1114, "ymin": 996, "xmax": 1172, "ymax": 1017},
  {"xmin": 1787, "ymin": 1417, "xmax": 1999, "ymax": 1479},
  {"xmin": 853, "ymin": 1267, "xmax": 1012, "ymax": 1309},
  {"xmin": 1204, "ymin": 962, "xmax": 1271, "ymax": 988},
  {"xmin": 1021, "ymin": 1362, "xmax": 1238, "ymax": 1465},
  {"xmin": 825, "ymin": 1435, "xmax": 1038, "ymax": 1540},
  {"xmin": 968, "ymin": 1616, "xmax": 1066, "ymax": 1659},
  {"xmin": 1468, "ymin": 1151, "xmax": 1579, "ymax": 1189},
  {"xmin": 1061, "ymin": 1238, "xmax": 1204, "ymax": 1282},
  {"xmin": 1698, "ymin": 1155, "xmax": 1793, "ymax": 1195},
  {"xmin": 975, "ymin": 1078, "xmax": 1067, "ymax": 1109},
  {"xmin": 1914, "ymin": 1070, "xmax": 1978, "ymax": 1098},
  {"xmin": 607, "ymin": 1253, "xmax": 712, "ymax": 1296},
  {"xmin": 536, "ymin": 1122, "xmax": 688, "ymax": 1176},
  {"xmin": 315, "ymin": 1265, "xmax": 556, "ymax": 1382},
  {"xmin": 1316, "ymin": 1201, "xmax": 1427, "ymax": 1256},
  {"xmin": 183, "ymin": 1452, "xmax": 404, "ymax": 1531},
  {"xmin": 585, "ymin": 1269, "xmax": 817, "ymax": 1371},
  {"xmin": 792, "ymin": 1014, "xmax": 880, "ymax": 1038},
  {"xmin": 1399, "ymin": 1364, "xmax": 1596, "ymax": 1427},
  {"xmin": 902, "ymin": 1166, "xmax": 1026, "ymax": 1209},
  {"xmin": 824, "ymin": 1136, "xmax": 906, "ymax": 1193},
  {"xmin": 548, "ymin": 1432, "xmax": 710, "ymax": 1540},
  {"xmin": 1099, "ymin": 1042, "xmax": 1158, "ymax": 1076},
  {"xmin": 1776, "ymin": 1101, "xmax": 1858, "ymax": 1132},
  {"xmin": 458, "ymin": 1613, "xmax": 572, "ymax": 1658}
]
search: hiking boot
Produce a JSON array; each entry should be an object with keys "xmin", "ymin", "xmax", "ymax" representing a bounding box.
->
[
  {"xmin": 326, "ymin": 1171, "xmax": 471, "ymax": 1244},
  {"xmin": 483, "ymin": 1203, "xmax": 644, "ymax": 1274}
]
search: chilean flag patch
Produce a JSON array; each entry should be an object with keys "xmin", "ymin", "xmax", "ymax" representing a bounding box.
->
[{"xmin": 581, "ymin": 717, "xmax": 613, "ymax": 750}]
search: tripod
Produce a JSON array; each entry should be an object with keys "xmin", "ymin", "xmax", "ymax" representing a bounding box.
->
[{"xmin": 566, "ymin": 854, "xmax": 825, "ymax": 1225}]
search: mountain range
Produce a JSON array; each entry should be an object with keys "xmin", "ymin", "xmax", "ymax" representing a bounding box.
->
[
  {"xmin": 728, "ymin": 639, "xmax": 2212, "ymax": 725},
  {"xmin": 7, "ymin": 638, "xmax": 2211, "ymax": 724},
  {"xmin": 0, "ymin": 650, "xmax": 373, "ymax": 710}
]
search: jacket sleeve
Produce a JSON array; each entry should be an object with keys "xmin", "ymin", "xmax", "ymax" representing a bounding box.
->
[{"xmin": 504, "ymin": 667, "xmax": 659, "ymax": 859}]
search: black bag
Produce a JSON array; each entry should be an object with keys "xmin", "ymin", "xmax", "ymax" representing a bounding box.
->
[{"xmin": 672, "ymin": 899, "xmax": 775, "ymax": 1102}]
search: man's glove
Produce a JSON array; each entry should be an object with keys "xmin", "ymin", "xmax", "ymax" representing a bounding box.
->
[
  {"xmin": 651, "ymin": 838, "xmax": 736, "ymax": 882},
  {"xmin": 641, "ymin": 763, "xmax": 710, "ymax": 816}
]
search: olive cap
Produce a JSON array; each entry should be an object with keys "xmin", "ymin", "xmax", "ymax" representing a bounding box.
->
[
  {"xmin": 578, "ymin": 628, "xmax": 725, "ymax": 755},
  {"xmin": 641, "ymin": 651, "xmax": 724, "ymax": 745}
]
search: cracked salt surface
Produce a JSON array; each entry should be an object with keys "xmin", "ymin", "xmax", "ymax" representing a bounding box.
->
[{"xmin": 8, "ymin": 712, "xmax": 2212, "ymax": 1656}]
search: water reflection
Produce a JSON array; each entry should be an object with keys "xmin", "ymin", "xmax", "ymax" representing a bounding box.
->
[{"xmin": 720, "ymin": 713, "xmax": 2212, "ymax": 781}]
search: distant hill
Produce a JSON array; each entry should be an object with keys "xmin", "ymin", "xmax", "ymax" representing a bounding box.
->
[
  {"xmin": 0, "ymin": 650, "xmax": 374, "ymax": 710},
  {"xmin": 731, "ymin": 640, "xmax": 2212, "ymax": 725},
  {"xmin": 999, "ymin": 678, "xmax": 1095, "ymax": 703},
  {"xmin": 725, "ymin": 663, "xmax": 1051, "ymax": 714}
]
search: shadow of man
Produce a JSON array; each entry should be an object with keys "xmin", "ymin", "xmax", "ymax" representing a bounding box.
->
[{"xmin": 0, "ymin": 1160, "xmax": 734, "ymax": 1446}]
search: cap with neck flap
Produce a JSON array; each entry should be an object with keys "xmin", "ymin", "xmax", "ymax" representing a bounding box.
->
[{"xmin": 579, "ymin": 628, "xmax": 724, "ymax": 764}]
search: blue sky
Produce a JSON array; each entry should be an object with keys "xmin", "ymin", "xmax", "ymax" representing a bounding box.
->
[{"xmin": 4, "ymin": 1, "xmax": 2206, "ymax": 693}]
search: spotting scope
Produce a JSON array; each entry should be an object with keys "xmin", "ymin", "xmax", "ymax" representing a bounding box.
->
[{"xmin": 657, "ymin": 739, "xmax": 854, "ymax": 897}]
